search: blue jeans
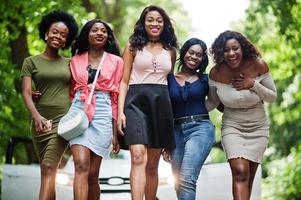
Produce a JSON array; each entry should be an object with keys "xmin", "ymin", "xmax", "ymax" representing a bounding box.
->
[{"xmin": 171, "ymin": 120, "xmax": 215, "ymax": 200}]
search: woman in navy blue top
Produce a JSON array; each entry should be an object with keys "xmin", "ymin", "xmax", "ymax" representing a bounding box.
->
[{"xmin": 165, "ymin": 38, "xmax": 215, "ymax": 200}]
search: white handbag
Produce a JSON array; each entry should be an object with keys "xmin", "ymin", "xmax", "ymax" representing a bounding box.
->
[{"xmin": 58, "ymin": 52, "xmax": 107, "ymax": 141}]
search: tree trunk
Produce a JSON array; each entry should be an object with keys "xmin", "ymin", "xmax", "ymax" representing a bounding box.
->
[
  {"xmin": 9, "ymin": 25, "xmax": 29, "ymax": 92},
  {"xmin": 10, "ymin": 25, "xmax": 29, "ymax": 70},
  {"xmin": 82, "ymin": 0, "xmax": 96, "ymax": 12}
]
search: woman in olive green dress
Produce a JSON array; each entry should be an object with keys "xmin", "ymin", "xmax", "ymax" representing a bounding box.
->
[{"xmin": 21, "ymin": 11, "xmax": 78, "ymax": 200}]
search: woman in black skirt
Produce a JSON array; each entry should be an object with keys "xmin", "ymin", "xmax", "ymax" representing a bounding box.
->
[{"xmin": 117, "ymin": 5, "xmax": 178, "ymax": 200}]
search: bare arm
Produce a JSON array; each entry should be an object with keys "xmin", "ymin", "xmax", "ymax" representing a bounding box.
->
[
  {"xmin": 117, "ymin": 42, "xmax": 134, "ymax": 135},
  {"xmin": 111, "ymin": 119, "xmax": 120, "ymax": 154},
  {"xmin": 22, "ymin": 76, "xmax": 46, "ymax": 133},
  {"xmin": 169, "ymin": 48, "xmax": 177, "ymax": 74},
  {"xmin": 111, "ymin": 58, "xmax": 124, "ymax": 154}
]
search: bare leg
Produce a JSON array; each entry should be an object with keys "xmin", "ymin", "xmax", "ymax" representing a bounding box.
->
[
  {"xmin": 129, "ymin": 144, "xmax": 148, "ymax": 200},
  {"xmin": 229, "ymin": 158, "xmax": 251, "ymax": 200},
  {"xmin": 39, "ymin": 162, "xmax": 57, "ymax": 200},
  {"xmin": 71, "ymin": 145, "xmax": 91, "ymax": 200},
  {"xmin": 145, "ymin": 148, "xmax": 161, "ymax": 200},
  {"xmin": 88, "ymin": 151, "xmax": 102, "ymax": 200},
  {"xmin": 248, "ymin": 161, "xmax": 259, "ymax": 199}
]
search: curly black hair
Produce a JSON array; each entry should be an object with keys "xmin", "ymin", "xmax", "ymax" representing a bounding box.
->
[
  {"xmin": 210, "ymin": 30, "xmax": 260, "ymax": 65},
  {"xmin": 178, "ymin": 38, "xmax": 209, "ymax": 76},
  {"xmin": 71, "ymin": 19, "xmax": 121, "ymax": 56},
  {"xmin": 38, "ymin": 10, "xmax": 78, "ymax": 49},
  {"xmin": 129, "ymin": 5, "xmax": 178, "ymax": 51}
]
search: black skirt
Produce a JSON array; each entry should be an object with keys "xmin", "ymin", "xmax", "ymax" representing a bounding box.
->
[{"xmin": 123, "ymin": 84, "xmax": 175, "ymax": 150}]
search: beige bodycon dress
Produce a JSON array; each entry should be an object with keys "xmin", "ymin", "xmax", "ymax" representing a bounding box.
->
[{"xmin": 206, "ymin": 73, "xmax": 277, "ymax": 163}]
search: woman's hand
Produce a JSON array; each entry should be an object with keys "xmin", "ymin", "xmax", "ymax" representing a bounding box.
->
[
  {"xmin": 33, "ymin": 115, "xmax": 51, "ymax": 133},
  {"xmin": 112, "ymin": 134, "xmax": 120, "ymax": 154},
  {"xmin": 112, "ymin": 119, "xmax": 120, "ymax": 154},
  {"xmin": 22, "ymin": 77, "xmax": 49, "ymax": 134},
  {"xmin": 117, "ymin": 112, "xmax": 126, "ymax": 136},
  {"xmin": 162, "ymin": 148, "xmax": 172, "ymax": 163},
  {"xmin": 232, "ymin": 74, "xmax": 255, "ymax": 90}
]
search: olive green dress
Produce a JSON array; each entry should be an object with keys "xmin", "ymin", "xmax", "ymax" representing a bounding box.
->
[{"xmin": 21, "ymin": 55, "xmax": 70, "ymax": 166}]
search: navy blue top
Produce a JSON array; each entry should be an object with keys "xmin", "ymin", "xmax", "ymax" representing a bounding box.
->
[{"xmin": 167, "ymin": 74, "xmax": 209, "ymax": 118}]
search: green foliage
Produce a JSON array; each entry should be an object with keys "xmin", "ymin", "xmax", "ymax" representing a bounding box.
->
[
  {"xmin": 0, "ymin": 1, "xmax": 188, "ymax": 198},
  {"xmin": 0, "ymin": 0, "xmax": 191, "ymax": 171},
  {"xmin": 0, "ymin": 28, "xmax": 31, "ymax": 158},
  {"xmin": 235, "ymin": 1, "xmax": 301, "ymax": 198},
  {"xmin": 0, "ymin": 0, "xmax": 83, "ymax": 162},
  {"xmin": 237, "ymin": 0, "xmax": 301, "ymax": 156},
  {"xmin": 78, "ymin": 0, "xmax": 190, "ymax": 48},
  {"xmin": 210, "ymin": 148, "xmax": 226, "ymax": 163},
  {"xmin": 262, "ymin": 144, "xmax": 301, "ymax": 200}
]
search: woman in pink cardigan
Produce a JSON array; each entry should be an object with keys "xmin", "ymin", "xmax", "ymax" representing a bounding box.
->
[{"xmin": 68, "ymin": 19, "xmax": 123, "ymax": 200}]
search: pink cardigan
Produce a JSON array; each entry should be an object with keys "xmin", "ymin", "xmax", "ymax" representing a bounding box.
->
[{"xmin": 70, "ymin": 52, "xmax": 124, "ymax": 121}]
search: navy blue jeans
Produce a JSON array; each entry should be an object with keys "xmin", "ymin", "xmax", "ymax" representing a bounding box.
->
[{"xmin": 171, "ymin": 120, "xmax": 215, "ymax": 200}]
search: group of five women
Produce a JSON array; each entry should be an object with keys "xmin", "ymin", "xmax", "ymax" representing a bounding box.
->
[{"xmin": 21, "ymin": 5, "xmax": 276, "ymax": 200}]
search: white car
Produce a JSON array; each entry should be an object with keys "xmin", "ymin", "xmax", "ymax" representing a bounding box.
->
[
  {"xmin": 55, "ymin": 150, "xmax": 176, "ymax": 200},
  {"xmin": 1, "ymin": 137, "xmax": 175, "ymax": 200},
  {"xmin": 2, "ymin": 137, "xmax": 261, "ymax": 200}
]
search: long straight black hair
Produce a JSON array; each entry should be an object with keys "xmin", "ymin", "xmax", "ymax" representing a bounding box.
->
[{"xmin": 71, "ymin": 19, "xmax": 120, "ymax": 56}]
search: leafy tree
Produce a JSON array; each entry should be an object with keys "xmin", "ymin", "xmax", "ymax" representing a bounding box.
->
[
  {"xmin": 0, "ymin": 0, "xmax": 190, "ymax": 167},
  {"xmin": 77, "ymin": 0, "xmax": 190, "ymax": 47},
  {"xmin": 0, "ymin": 0, "xmax": 85, "ymax": 165},
  {"xmin": 262, "ymin": 144, "xmax": 301, "ymax": 200},
  {"xmin": 236, "ymin": 0, "xmax": 301, "ymax": 156},
  {"xmin": 234, "ymin": 1, "xmax": 301, "ymax": 198}
]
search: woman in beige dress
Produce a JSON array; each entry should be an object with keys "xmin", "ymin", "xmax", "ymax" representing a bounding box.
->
[{"xmin": 206, "ymin": 30, "xmax": 277, "ymax": 200}]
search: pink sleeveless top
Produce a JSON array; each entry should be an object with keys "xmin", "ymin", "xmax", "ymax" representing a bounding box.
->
[{"xmin": 129, "ymin": 47, "xmax": 172, "ymax": 85}]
